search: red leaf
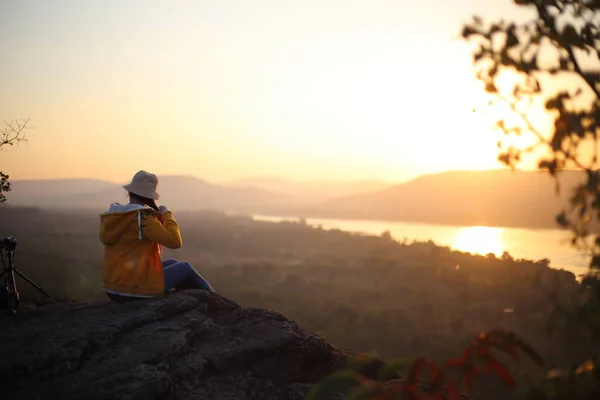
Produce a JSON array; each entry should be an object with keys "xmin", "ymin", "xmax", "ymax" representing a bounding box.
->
[
  {"xmin": 462, "ymin": 344, "xmax": 473, "ymax": 361},
  {"xmin": 445, "ymin": 379, "xmax": 460, "ymax": 400},
  {"xmin": 429, "ymin": 361, "xmax": 441, "ymax": 384},
  {"xmin": 408, "ymin": 358, "xmax": 426, "ymax": 383},
  {"xmin": 486, "ymin": 356, "xmax": 516, "ymax": 388},
  {"xmin": 393, "ymin": 382, "xmax": 421, "ymax": 400},
  {"xmin": 444, "ymin": 357, "xmax": 464, "ymax": 367},
  {"xmin": 476, "ymin": 345, "xmax": 491, "ymax": 357},
  {"xmin": 371, "ymin": 392, "xmax": 394, "ymax": 400},
  {"xmin": 431, "ymin": 391, "xmax": 443, "ymax": 400},
  {"xmin": 416, "ymin": 394, "xmax": 435, "ymax": 400},
  {"xmin": 463, "ymin": 366, "xmax": 476, "ymax": 395}
]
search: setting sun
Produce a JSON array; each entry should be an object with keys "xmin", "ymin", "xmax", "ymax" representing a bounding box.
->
[
  {"xmin": 452, "ymin": 226, "xmax": 505, "ymax": 257},
  {"xmin": 0, "ymin": 0, "xmax": 527, "ymax": 183}
]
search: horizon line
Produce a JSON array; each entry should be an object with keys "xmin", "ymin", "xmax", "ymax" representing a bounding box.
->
[
  {"xmin": 6, "ymin": 169, "xmax": 502, "ymax": 185},
  {"xmin": 9, "ymin": 166, "xmax": 585, "ymax": 185}
]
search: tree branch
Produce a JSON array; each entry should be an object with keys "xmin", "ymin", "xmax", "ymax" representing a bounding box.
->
[
  {"xmin": 497, "ymin": 93, "xmax": 589, "ymax": 171},
  {"xmin": 0, "ymin": 118, "xmax": 30, "ymax": 149},
  {"xmin": 536, "ymin": 2, "xmax": 600, "ymax": 97},
  {"xmin": 567, "ymin": 46, "xmax": 600, "ymax": 97}
]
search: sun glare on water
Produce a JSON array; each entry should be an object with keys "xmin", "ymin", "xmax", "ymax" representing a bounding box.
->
[{"xmin": 452, "ymin": 226, "xmax": 505, "ymax": 257}]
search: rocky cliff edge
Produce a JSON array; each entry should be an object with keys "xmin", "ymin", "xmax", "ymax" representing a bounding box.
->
[{"xmin": 0, "ymin": 290, "xmax": 384, "ymax": 400}]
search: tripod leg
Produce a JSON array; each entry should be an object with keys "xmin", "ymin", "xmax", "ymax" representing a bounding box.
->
[
  {"xmin": 14, "ymin": 269, "xmax": 52, "ymax": 298},
  {"xmin": 6, "ymin": 265, "xmax": 19, "ymax": 314}
]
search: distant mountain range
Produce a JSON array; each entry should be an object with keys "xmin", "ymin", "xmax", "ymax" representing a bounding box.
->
[
  {"xmin": 3, "ymin": 170, "xmax": 591, "ymax": 230},
  {"xmin": 226, "ymin": 177, "xmax": 393, "ymax": 202},
  {"xmin": 272, "ymin": 170, "xmax": 588, "ymax": 230},
  {"xmin": 5, "ymin": 176, "xmax": 294, "ymax": 213}
]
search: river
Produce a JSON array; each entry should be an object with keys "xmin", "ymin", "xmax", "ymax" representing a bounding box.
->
[{"xmin": 252, "ymin": 214, "xmax": 590, "ymax": 277}]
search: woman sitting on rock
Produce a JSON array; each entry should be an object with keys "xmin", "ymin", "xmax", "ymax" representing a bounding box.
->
[{"xmin": 99, "ymin": 170, "xmax": 214, "ymax": 302}]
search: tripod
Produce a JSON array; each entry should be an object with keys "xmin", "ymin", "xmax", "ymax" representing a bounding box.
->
[{"xmin": 1, "ymin": 243, "xmax": 51, "ymax": 314}]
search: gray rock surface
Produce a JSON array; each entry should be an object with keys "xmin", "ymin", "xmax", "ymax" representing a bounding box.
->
[{"xmin": 0, "ymin": 290, "xmax": 361, "ymax": 400}]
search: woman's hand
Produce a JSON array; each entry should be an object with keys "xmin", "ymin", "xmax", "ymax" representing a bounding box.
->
[
  {"xmin": 150, "ymin": 206, "xmax": 169, "ymax": 224},
  {"xmin": 155, "ymin": 206, "xmax": 170, "ymax": 224},
  {"xmin": 158, "ymin": 205, "xmax": 170, "ymax": 214}
]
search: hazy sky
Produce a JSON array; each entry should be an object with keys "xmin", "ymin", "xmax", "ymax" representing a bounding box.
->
[{"xmin": 0, "ymin": 0, "xmax": 536, "ymax": 183}]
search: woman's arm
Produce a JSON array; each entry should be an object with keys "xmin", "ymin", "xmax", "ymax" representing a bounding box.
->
[{"xmin": 141, "ymin": 210, "xmax": 183, "ymax": 249}]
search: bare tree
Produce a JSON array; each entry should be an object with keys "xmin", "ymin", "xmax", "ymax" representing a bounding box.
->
[{"xmin": 1, "ymin": 118, "xmax": 30, "ymax": 203}]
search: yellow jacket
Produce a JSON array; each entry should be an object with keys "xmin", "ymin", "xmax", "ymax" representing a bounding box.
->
[{"xmin": 99, "ymin": 203, "xmax": 182, "ymax": 297}]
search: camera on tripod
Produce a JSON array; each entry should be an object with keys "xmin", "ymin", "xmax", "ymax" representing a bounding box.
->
[
  {"xmin": 0, "ymin": 236, "xmax": 18, "ymax": 251},
  {"xmin": 1, "ymin": 235, "xmax": 51, "ymax": 314}
]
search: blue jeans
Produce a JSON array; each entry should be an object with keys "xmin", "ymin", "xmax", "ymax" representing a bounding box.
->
[{"xmin": 162, "ymin": 258, "xmax": 214, "ymax": 293}]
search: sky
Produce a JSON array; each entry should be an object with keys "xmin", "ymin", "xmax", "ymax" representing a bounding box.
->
[{"xmin": 0, "ymin": 0, "xmax": 538, "ymax": 184}]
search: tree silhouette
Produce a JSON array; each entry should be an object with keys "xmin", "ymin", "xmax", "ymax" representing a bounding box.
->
[
  {"xmin": 1, "ymin": 118, "xmax": 30, "ymax": 203},
  {"xmin": 461, "ymin": 0, "xmax": 600, "ymax": 275},
  {"xmin": 460, "ymin": 0, "xmax": 600, "ymax": 396}
]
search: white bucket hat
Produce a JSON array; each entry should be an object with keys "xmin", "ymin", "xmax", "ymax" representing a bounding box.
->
[{"xmin": 123, "ymin": 170, "xmax": 160, "ymax": 200}]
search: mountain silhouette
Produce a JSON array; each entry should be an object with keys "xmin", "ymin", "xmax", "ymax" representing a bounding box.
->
[
  {"xmin": 5, "ymin": 170, "xmax": 592, "ymax": 230},
  {"xmin": 6, "ymin": 176, "xmax": 293, "ymax": 213},
  {"xmin": 227, "ymin": 176, "xmax": 393, "ymax": 202},
  {"xmin": 278, "ymin": 169, "xmax": 589, "ymax": 230}
]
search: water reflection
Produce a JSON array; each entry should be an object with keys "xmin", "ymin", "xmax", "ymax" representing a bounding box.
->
[
  {"xmin": 452, "ymin": 226, "xmax": 504, "ymax": 257},
  {"xmin": 252, "ymin": 214, "xmax": 590, "ymax": 275}
]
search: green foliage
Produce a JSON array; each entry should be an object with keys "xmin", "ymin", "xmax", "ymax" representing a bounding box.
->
[
  {"xmin": 378, "ymin": 359, "xmax": 413, "ymax": 381},
  {"xmin": 0, "ymin": 118, "xmax": 30, "ymax": 203},
  {"xmin": 0, "ymin": 172, "xmax": 10, "ymax": 203},
  {"xmin": 306, "ymin": 370, "xmax": 371, "ymax": 400}
]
